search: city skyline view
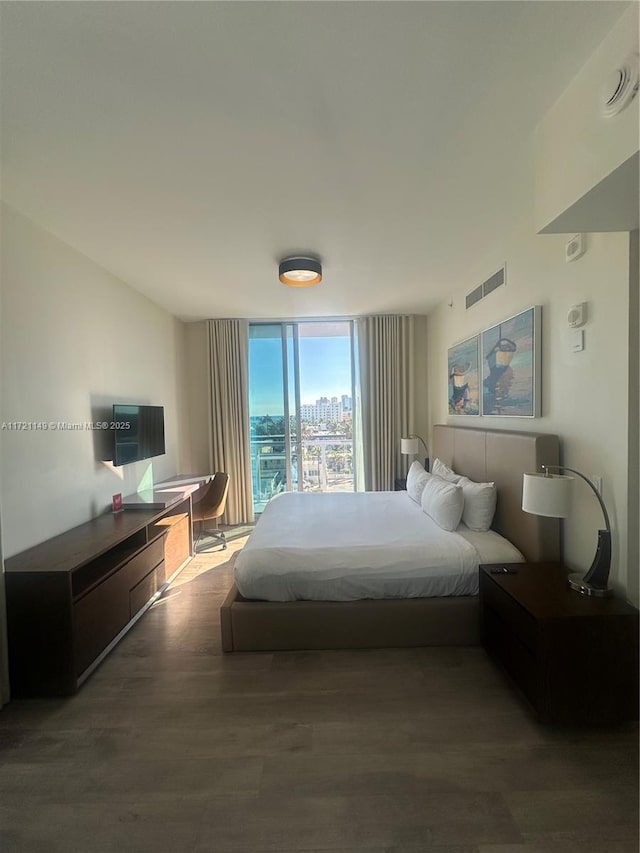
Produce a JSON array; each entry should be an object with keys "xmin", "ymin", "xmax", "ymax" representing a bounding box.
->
[
  {"xmin": 249, "ymin": 331, "xmax": 353, "ymax": 416},
  {"xmin": 248, "ymin": 321, "xmax": 356, "ymax": 511}
]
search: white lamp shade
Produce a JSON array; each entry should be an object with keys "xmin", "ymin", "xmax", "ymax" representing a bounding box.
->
[
  {"xmin": 401, "ymin": 437, "xmax": 420, "ymax": 455},
  {"xmin": 522, "ymin": 473, "xmax": 573, "ymax": 518}
]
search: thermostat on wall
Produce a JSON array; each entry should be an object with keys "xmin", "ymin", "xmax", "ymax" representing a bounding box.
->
[
  {"xmin": 565, "ymin": 234, "xmax": 586, "ymax": 262},
  {"xmin": 567, "ymin": 302, "xmax": 587, "ymax": 328}
]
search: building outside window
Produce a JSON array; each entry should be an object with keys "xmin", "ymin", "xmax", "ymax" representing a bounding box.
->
[{"xmin": 248, "ymin": 321, "xmax": 356, "ymax": 515}]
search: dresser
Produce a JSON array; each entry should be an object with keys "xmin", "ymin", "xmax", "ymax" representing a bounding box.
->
[{"xmin": 5, "ymin": 497, "xmax": 192, "ymax": 696}]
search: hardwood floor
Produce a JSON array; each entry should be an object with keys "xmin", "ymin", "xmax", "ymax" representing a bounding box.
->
[{"xmin": 1, "ymin": 533, "xmax": 638, "ymax": 852}]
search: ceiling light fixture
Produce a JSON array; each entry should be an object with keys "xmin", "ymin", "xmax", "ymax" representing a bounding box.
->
[{"xmin": 279, "ymin": 256, "xmax": 322, "ymax": 287}]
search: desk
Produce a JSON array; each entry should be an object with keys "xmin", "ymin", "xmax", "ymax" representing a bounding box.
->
[
  {"xmin": 121, "ymin": 490, "xmax": 185, "ymax": 510},
  {"xmin": 155, "ymin": 473, "xmax": 213, "ymax": 489},
  {"xmin": 122, "ymin": 475, "xmax": 213, "ymax": 509}
]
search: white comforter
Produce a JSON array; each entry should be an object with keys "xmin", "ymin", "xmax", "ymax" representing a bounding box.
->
[{"xmin": 234, "ymin": 491, "xmax": 523, "ymax": 602}]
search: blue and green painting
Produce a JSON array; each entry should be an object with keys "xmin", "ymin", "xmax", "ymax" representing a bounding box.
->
[
  {"xmin": 448, "ymin": 335, "xmax": 480, "ymax": 416},
  {"xmin": 482, "ymin": 307, "xmax": 536, "ymax": 416}
]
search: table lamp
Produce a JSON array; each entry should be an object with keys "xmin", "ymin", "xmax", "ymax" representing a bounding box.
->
[
  {"xmin": 522, "ymin": 465, "xmax": 612, "ymax": 597},
  {"xmin": 400, "ymin": 435, "xmax": 430, "ymax": 472}
]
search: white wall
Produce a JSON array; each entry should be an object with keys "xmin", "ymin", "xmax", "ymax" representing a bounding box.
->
[
  {"xmin": 1, "ymin": 205, "xmax": 187, "ymax": 557},
  {"xmin": 535, "ymin": 4, "xmax": 639, "ymax": 233},
  {"xmin": 0, "ymin": 255, "xmax": 9, "ymax": 706},
  {"xmin": 628, "ymin": 230, "xmax": 639, "ymax": 605},
  {"xmin": 427, "ymin": 221, "xmax": 632, "ymax": 600},
  {"xmin": 429, "ymin": 10, "xmax": 637, "ymax": 603}
]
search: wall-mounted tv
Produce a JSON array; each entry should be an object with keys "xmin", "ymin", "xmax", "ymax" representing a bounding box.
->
[{"xmin": 112, "ymin": 404, "xmax": 165, "ymax": 466}]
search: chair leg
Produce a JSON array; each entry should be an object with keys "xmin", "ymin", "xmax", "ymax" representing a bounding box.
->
[
  {"xmin": 192, "ymin": 520, "xmax": 203, "ymax": 553},
  {"xmin": 196, "ymin": 529, "xmax": 227, "ymax": 553}
]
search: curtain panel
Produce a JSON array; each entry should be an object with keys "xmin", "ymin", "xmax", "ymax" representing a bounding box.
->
[
  {"xmin": 207, "ymin": 319, "xmax": 254, "ymax": 525},
  {"xmin": 356, "ymin": 314, "xmax": 416, "ymax": 491}
]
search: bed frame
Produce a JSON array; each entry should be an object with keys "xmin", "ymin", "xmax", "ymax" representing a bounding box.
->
[{"xmin": 220, "ymin": 425, "xmax": 560, "ymax": 652}]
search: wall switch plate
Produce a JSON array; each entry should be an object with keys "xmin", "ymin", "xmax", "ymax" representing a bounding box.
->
[{"xmin": 571, "ymin": 329, "xmax": 585, "ymax": 352}]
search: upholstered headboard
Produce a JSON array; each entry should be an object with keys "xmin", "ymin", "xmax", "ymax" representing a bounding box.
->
[{"xmin": 432, "ymin": 424, "xmax": 560, "ymax": 562}]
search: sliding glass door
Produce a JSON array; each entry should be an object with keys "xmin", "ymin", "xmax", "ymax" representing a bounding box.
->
[
  {"xmin": 248, "ymin": 321, "xmax": 355, "ymax": 515},
  {"xmin": 248, "ymin": 324, "xmax": 287, "ymax": 513}
]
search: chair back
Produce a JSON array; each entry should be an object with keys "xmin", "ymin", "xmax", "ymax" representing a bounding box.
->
[{"xmin": 192, "ymin": 472, "xmax": 230, "ymax": 523}]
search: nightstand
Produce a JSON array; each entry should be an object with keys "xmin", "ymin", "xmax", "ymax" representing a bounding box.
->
[{"xmin": 479, "ymin": 562, "xmax": 639, "ymax": 724}]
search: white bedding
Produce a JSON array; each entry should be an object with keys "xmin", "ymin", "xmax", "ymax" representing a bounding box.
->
[{"xmin": 234, "ymin": 491, "xmax": 523, "ymax": 602}]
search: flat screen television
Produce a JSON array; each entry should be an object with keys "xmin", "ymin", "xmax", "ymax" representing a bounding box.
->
[{"xmin": 112, "ymin": 404, "xmax": 165, "ymax": 466}]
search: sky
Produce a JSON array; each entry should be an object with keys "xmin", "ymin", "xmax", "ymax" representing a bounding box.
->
[{"xmin": 249, "ymin": 334, "xmax": 352, "ymax": 416}]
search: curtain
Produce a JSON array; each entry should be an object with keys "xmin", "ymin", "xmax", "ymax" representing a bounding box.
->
[
  {"xmin": 356, "ymin": 314, "xmax": 416, "ymax": 491},
  {"xmin": 207, "ymin": 319, "xmax": 254, "ymax": 525}
]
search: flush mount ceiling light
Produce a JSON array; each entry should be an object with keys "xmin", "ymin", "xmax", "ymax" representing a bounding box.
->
[{"xmin": 278, "ymin": 257, "xmax": 322, "ymax": 287}]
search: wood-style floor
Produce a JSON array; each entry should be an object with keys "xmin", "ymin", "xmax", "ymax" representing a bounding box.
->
[{"xmin": 1, "ymin": 532, "xmax": 638, "ymax": 853}]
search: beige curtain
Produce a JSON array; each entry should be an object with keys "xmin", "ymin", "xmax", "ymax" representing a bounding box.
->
[
  {"xmin": 207, "ymin": 319, "xmax": 254, "ymax": 525},
  {"xmin": 356, "ymin": 314, "xmax": 416, "ymax": 491}
]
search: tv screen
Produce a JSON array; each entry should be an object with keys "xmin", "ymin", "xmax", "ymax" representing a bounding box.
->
[{"xmin": 112, "ymin": 404, "xmax": 165, "ymax": 466}]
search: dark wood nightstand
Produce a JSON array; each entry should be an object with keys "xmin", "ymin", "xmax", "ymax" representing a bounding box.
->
[
  {"xmin": 479, "ymin": 562, "xmax": 639, "ymax": 724},
  {"xmin": 394, "ymin": 478, "xmax": 407, "ymax": 491}
]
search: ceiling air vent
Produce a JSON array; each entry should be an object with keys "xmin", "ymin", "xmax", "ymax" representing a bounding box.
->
[
  {"xmin": 466, "ymin": 264, "xmax": 506, "ymax": 309},
  {"xmin": 483, "ymin": 266, "xmax": 506, "ymax": 296},
  {"xmin": 465, "ymin": 285, "xmax": 483, "ymax": 309}
]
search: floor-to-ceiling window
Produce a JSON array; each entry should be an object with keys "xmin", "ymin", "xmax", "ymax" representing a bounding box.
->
[{"xmin": 248, "ymin": 321, "xmax": 356, "ymax": 515}]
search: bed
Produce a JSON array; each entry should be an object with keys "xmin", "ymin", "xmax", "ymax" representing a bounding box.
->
[
  {"xmin": 221, "ymin": 424, "xmax": 560, "ymax": 652},
  {"xmin": 234, "ymin": 491, "xmax": 525, "ymax": 602}
]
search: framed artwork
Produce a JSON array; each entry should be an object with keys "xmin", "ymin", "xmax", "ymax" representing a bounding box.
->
[
  {"xmin": 481, "ymin": 305, "xmax": 541, "ymax": 417},
  {"xmin": 447, "ymin": 334, "xmax": 480, "ymax": 416}
]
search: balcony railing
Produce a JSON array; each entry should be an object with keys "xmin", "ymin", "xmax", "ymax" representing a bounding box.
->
[{"xmin": 250, "ymin": 433, "xmax": 354, "ymax": 512}]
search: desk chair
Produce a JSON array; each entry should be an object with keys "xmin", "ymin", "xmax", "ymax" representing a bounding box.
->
[{"xmin": 192, "ymin": 472, "xmax": 230, "ymax": 552}]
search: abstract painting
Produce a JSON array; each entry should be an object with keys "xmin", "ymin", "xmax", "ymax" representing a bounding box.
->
[
  {"xmin": 447, "ymin": 335, "xmax": 480, "ymax": 416},
  {"xmin": 481, "ymin": 305, "xmax": 541, "ymax": 417}
]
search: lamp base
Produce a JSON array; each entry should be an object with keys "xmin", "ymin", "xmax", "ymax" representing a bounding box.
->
[{"xmin": 568, "ymin": 573, "xmax": 613, "ymax": 597}]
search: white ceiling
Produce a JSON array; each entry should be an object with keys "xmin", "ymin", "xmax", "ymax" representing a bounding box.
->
[{"xmin": 0, "ymin": 1, "xmax": 629, "ymax": 321}]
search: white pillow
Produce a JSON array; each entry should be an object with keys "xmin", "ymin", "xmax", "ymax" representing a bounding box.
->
[
  {"xmin": 420, "ymin": 476, "xmax": 464, "ymax": 531},
  {"xmin": 432, "ymin": 457, "xmax": 461, "ymax": 483},
  {"xmin": 406, "ymin": 461, "xmax": 431, "ymax": 504},
  {"xmin": 457, "ymin": 476, "xmax": 497, "ymax": 532}
]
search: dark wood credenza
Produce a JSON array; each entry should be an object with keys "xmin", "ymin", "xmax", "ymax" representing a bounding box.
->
[{"xmin": 4, "ymin": 497, "xmax": 193, "ymax": 697}]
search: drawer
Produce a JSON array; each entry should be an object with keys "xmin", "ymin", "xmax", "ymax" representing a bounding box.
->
[
  {"xmin": 73, "ymin": 570, "xmax": 130, "ymax": 676},
  {"xmin": 483, "ymin": 600, "xmax": 539, "ymax": 711},
  {"xmin": 129, "ymin": 562, "xmax": 164, "ymax": 619},
  {"xmin": 121, "ymin": 537, "xmax": 164, "ymax": 589},
  {"xmin": 481, "ymin": 574, "xmax": 538, "ymax": 653}
]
